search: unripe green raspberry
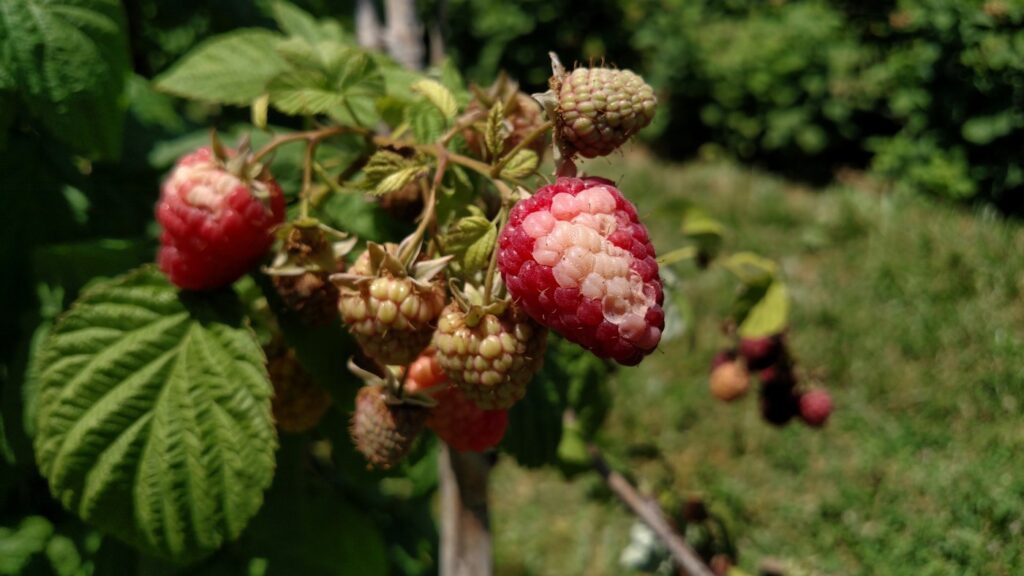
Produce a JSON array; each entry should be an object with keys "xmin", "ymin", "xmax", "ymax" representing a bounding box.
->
[
  {"xmin": 554, "ymin": 67, "xmax": 656, "ymax": 159},
  {"xmin": 350, "ymin": 385, "xmax": 427, "ymax": 469},
  {"xmin": 337, "ymin": 248, "xmax": 447, "ymax": 365},
  {"xmin": 432, "ymin": 303, "xmax": 547, "ymax": 409}
]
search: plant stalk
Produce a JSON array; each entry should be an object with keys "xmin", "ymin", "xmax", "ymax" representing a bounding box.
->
[
  {"xmin": 588, "ymin": 444, "xmax": 715, "ymax": 576},
  {"xmin": 439, "ymin": 447, "xmax": 493, "ymax": 576}
]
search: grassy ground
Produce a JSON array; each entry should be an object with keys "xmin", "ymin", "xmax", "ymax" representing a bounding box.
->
[{"xmin": 490, "ymin": 154, "xmax": 1024, "ymax": 575}]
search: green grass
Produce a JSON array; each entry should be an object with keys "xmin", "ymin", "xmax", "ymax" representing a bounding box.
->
[{"xmin": 491, "ymin": 154, "xmax": 1024, "ymax": 575}]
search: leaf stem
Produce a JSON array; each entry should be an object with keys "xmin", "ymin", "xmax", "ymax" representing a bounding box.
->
[
  {"xmin": 398, "ymin": 146, "xmax": 448, "ymax": 265},
  {"xmin": 300, "ymin": 139, "xmax": 316, "ymax": 219},
  {"xmin": 482, "ymin": 207, "xmax": 507, "ymax": 306},
  {"xmin": 489, "ymin": 120, "xmax": 553, "ymax": 177},
  {"xmin": 440, "ymin": 109, "xmax": 487, "ymax": 146},
  {"xmin": 251, "ymin": 125, "xmax": 360, "ymax": 164},
  {"xmin": 371, "ymin": 135, "xmax": 517, "ymax": 200}
]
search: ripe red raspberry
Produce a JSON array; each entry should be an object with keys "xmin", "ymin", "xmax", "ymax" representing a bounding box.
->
[
  {"xmin": 404, "ymin": 353, "xmax": 509, "ymax": 452},
  {"xmin": 710, "ymin": 349, "xmax": 737, "ymax": 372},
  {"xmin": 799, "ymin": 388, "xmax": 834, "ymax": 427},
  {"xmin": 739, "ymin": 334, "xmax": 785, "ymax": 370},
  {"xmin": 433, "ymin": 303, "xmax": 547, "ymax": 409},
  {"xmin": 350, "ymin": 385, "xmax": 426, "ymax": 469},
  {"xmin": 498, "ymin": 176, "xmax": 664, "ymax": 366},
  {"xmin": 156, "ymin": 147, "xmax": 285, "ymax": 290},
  {"xmin": 758, "ymin": 359, "xmax": 796, "ymax": 389}
]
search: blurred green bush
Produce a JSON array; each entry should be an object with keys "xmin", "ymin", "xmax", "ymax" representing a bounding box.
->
[{"xmin": 445, "ymin": 0, "xmax": 1024, "ymax": 208}]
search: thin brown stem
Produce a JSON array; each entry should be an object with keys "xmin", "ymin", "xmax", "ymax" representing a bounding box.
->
[
  {"xmin": 398, "ymin": 146, "xmax": 448, "ymax": 265},
  {"xmin": 587, "ymin": 443, "xmax": 715, "ymax": 576},
  {"xmin": 372, "ymin": 135, "xmax": 517, "ymax": 201},
  {"xmin": 489, "ymin": 120, "xmax": 553, "ymax": 177},
  {"xmin": 300, "ymin": 139, "xmax": 316, "ymax": 219},
  {"xmin": 440, "ymin": 109, "xmax": 486, "ymax": 146},
  {"xmin": 251, "ymin": 125, "xmax": 359, "ymax": 164}
]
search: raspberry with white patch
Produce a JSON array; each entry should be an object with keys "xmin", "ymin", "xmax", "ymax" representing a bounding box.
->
[
  {"xmin": 405, "ymin": 353, "xmax": 509, "ymax": 452},
  {"xmin": 498, "ymin": 176, "xmax": 664, "ymax": 365},
  {"xmin": 156, "ymin": 147, "xmax": 284, "ymax": 290}
]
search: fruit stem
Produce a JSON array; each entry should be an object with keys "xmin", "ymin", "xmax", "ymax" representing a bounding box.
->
[
  {"xmin": 251, "ymin": 125, "xmax": 359, "ymax": 164},
  {"xmin": 370, "ymin": 136, "xmax": 517, "ymax": 202},
  {"xmin": 398, "ymin": 147, "xmax": 447, "ymax": 266},
  {"xmin": 440, "ymin": 109, "xmax": 487, "ymax": 146},
  {"xmin": 300, "ymin": 139, "xmax": 316, "ymax": 220},
  {"xmin": 489, "ymin": 120, "xmax": 554, "ymax": 178},
  {"xmin": 481, "ymin": 207, "xmax": 507, "ymax": 307}
]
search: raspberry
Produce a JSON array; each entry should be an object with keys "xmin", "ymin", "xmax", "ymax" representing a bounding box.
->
[
  {"xmin": 498, "ymin": 176, "xmax": 664, "ymax": 366},
  {"xmin": 268, "ymin": 223, "xmax": 351, "ymax": 326},
  {"xmin": 759, "ymin": 386, "xmax": 799, "ymax": 427},
  {"xmin": 156, "ymin": 147, "xmax": 285, "ymax": 290},
  {"xmin": 709, "ymin": 360, "xmax": 749, "ymax": 402},
  {"xmin": 553, "ymin": 67, "xmax": 656, "ymax": 159},
  {"xmin": 799, "ymin": 388, "xmax": 834, "ymax": 428},
  {"xmin": 335, "ymin": 244, "xmax": 448, "ymax": 365},
  {"xmin": 710, "ymin": 349, "xmax": 737, "ymax": 372},
  {"xmin": 267, "ymin": 348, "xmax": 332, "ymax": 433},
  {"xmin": 739, "ymin": 335, "xmax": 784, "ymax": 370},
  {"xmin": 758, "ymin": 362, "xmax": 795, "ymax": 390},
  {"xmin": 432, "ymin": 303, "xmax": 546, "ymax": 410},
  {"xmin": 404, "ymin": 353, "xmax": 509, "ymax": 452},
  {"xmin": 350, "ymin": 385, "xmax": 427, "ymax": 469}
]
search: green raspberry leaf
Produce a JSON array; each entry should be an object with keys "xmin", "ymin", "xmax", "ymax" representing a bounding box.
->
[
  {"xmin": 270, "ymin": 1, "xmax": 345, "ymax": 44},
  {"xmin": 373, "ymin": 166, "xmax": 427, "ymax": 197},
  {"xmin": 737, "ymin": 279, "xmax": 789, "ymax": 339},
  {"xmin": 498, "ymin": 149, "xmax": 539, "ymax": 180},
  {"xmin": 443, "ymin": 216, "xmax": 497, "ymax": 275},
  {"xmin": 155, "ymin": 29, "xmax": 287, "ymax": 106},
  {"xmin": 484, "ymin": 101, "xmax": 506, "ymax": 159},
  {"xmin": 411, "ymin": 79, "xmax": 458, "ymax": 120},
  {"xmin": 0, "ymin": 0, "xmax": 130, "ymax": 159},
  {"xmin": 0, "ymin": 516, "xmax": 54, "ymax": 574},
  {"xmin": 33, "ymin": 267, "xmax": 276, "ymax": 562},
  {"xmin": 269, "ymin": 42, "xmax": 384, "ymax": 125}
]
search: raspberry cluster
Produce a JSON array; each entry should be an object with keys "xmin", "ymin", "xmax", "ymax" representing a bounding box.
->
[{"xmin": 708, "ymin": 333, "xmax": 834, "ymax": 428}]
